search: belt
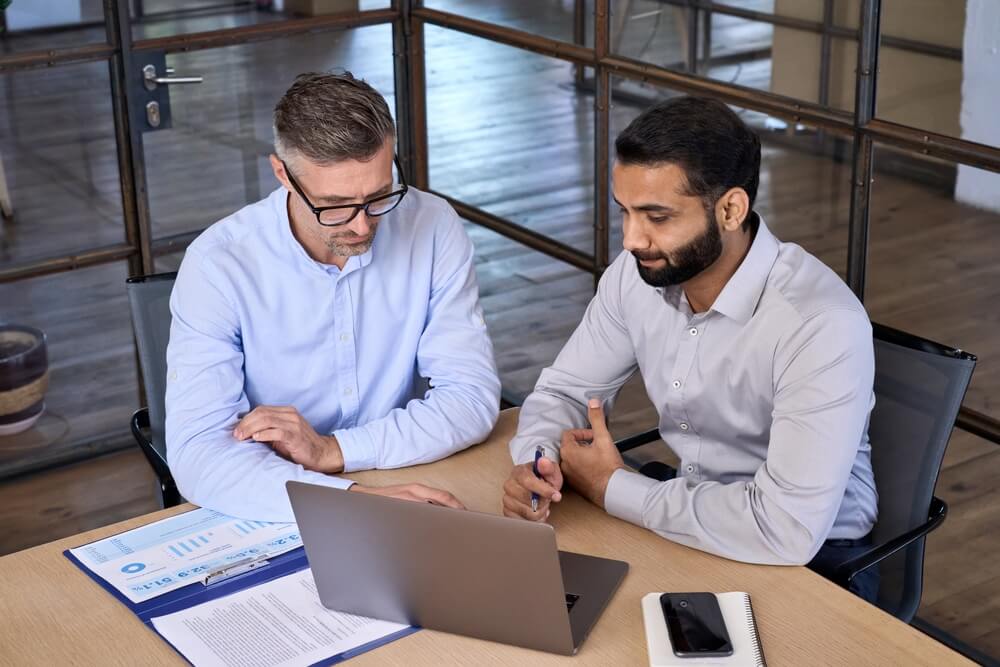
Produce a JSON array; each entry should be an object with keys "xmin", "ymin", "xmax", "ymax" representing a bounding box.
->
[{"xmin": 824, "ymin": 534, "xmax": 873, "ymax": 548}]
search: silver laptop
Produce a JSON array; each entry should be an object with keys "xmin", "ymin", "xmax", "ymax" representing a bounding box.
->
[{"xmin": 286, "ymin": 481, "xmax": 628, "ymax": 655}]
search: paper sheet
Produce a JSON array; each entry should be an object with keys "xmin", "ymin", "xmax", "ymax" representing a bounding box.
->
[
  {"xmin": 69, "ymin": 507, "xmax": 302, "ymax": 603},
  {"xmin": 150, "ymin": 569, "xmax": 411, "ymax": 667}
]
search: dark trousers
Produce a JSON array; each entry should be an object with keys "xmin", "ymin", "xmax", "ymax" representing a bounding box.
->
[{"xmin": 807, "ymin": 536, "xmax": 880, "ymax": 604}]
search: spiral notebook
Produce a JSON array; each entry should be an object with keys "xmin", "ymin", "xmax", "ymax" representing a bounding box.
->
[{"xmin": 641, "ymin": 592, "xmax": 767, "ymax": 667}]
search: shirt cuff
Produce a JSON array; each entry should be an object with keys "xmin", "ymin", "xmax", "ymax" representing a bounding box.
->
[
  {"xmin": 604, "ymin": 468, "xmax": 659, "ymax": 527},
  {"xmin": 334, "ymin": 427, "xmax": 378, "ymax": 472},
  {"xmin": 512, "ymin": 442, "xmax": 561, "ymax": 466}
]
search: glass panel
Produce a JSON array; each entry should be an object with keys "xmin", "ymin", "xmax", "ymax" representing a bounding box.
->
[
  {"xmin": 425, "ymin": 26, "xmax": 595, "ymax": 255},
  {"xmin": 0, "ymin": 261, "xmax": 139, "ymax": 478},
  {"xmin": 131, "ymin": 0, "xmax": 389, "ymax": 40},
  {"xmin": 867, "ymin": 145, "xmax": 1000, "ymax": 422},
  {"xmin": 608, "ymin": 80, "xmax": 851, "ymax": 278},
  {"xmin": 424, "ymin": 0, "xmax": 585, "ymax": 44},
  {"xmin": 614, "ymin": 1, "xmax": 856, "ymax": 112},
  {"xmin": 141, "ymin": 24, "xmax": 395, "ymax": 239},
  {"xmin": 0, "ymin": 61, "xmax": 126, "ymax": 268},
  {"xmin": 154, "ymin": 249, "xmax": 185, "ymax": 273},
  {"xmin": 0, "ymin": 0, "xmax": 106, "ymax": 54},
  {"xmin": 468, "ymin": 221, "xmax": 592, "ymax": 403},
  {"xmin": 921, "ymin": 429, "xmax": 1000, "ymax": 658},
  {"xmin": 874, "ymin": 2, "xmax": 996, "ymax": 150}
]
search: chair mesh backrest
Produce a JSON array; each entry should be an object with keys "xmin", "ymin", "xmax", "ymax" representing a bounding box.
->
[
  {"xmin": 126, "ymin": 273, "xmax": 177, "ymax": 462},
  {"xmin": 869, "ymin": 324, "xmax": 975, "ymax": 621}
]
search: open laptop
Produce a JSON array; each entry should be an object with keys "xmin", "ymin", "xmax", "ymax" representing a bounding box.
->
[{"xmin": 286, "ymin": 481, "xmax": 628, "ymax": 655}]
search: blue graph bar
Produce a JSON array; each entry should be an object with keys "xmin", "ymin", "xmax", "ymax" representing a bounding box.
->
[
  {"xmin": 236, "ymin": 524, "xmax": 249, "ymax": 535},
  {"xmin": 179, "ymin": 542, "xmax": 192, "ymax": 553},
  {"xmin": 254, "ymin": 521, "xmax": 267, "ymax": 527},
  {"xmin": 198, "ymin": 535, "xmax": 209, "ymax": 544},
  {"xmin": 188, "ymin": 539, "xmax": 200, "ymax": 550},
  {"xmin": 242, "ymin": 521, "xmax": 257, "ymax": 532},
  {"xmin": 169, "ymin": 546, "xmax": 183, "ymax": 557}
]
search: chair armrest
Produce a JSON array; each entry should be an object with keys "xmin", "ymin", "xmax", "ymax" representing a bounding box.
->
[
  {"xmin": 615, "ymin": 428, "xmax": 661, "ymax": 453},
  {"xmin": 833, "ymin": 496, "xmax": 947, "ymax": 586},
  {"xmin": 130, "ymin": 408, "xmax": 181, "ymax": 508}
]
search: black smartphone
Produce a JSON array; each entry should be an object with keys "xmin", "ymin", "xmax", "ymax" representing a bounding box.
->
[{"xmin": 660, "ymin": 592, "xmax": 734, "ymax": 658}]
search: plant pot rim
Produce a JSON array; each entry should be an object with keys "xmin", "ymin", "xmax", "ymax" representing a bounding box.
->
[{"xmin": 0, "ymin": 324, "xmax": 47, "ymax": 364}]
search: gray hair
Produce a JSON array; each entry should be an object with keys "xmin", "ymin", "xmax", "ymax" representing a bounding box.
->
[{"xmin": 273, "ymin": 71, "xmax": 395, "ymax": 169}]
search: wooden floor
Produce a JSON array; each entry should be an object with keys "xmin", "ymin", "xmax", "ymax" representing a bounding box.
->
[{"xmin": 0, "ymin": 0, "xmax": 999, "ymax": 659}]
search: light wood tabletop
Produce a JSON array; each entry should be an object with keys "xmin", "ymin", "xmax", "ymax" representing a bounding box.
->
[{"xmin": 0, "ymin": 409, "xmax": 971, "ymax": 666}]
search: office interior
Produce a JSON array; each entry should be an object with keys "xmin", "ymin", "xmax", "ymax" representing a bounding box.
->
[{"xmin": 0, "ymin": 0, "xmax": 998, "ymax": 664}]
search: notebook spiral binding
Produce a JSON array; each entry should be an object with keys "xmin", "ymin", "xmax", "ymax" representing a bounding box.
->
[{"xmin": 744, "ymin": 593, "xmax": 768, "ymax": 667}]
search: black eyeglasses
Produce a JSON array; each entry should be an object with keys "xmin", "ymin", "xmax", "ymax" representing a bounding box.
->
[{"xmin": 282, "ymin": 156, "xmax": 408, "ymax": 227}]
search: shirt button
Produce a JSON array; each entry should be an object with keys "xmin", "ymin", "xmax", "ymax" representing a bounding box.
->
[
  {"xmin": 679, "ymin": 422, "xmax": 689, "ymax": 431},
  {"xmin": 689, "ymin": 327, "xmax": 698, "ymax": 336},
  {"xmin": 343, "ymin": 388, "xmax": 353, "ymax": 396},
  {"xmin": 672, "ymin": 380, "xmax": 681, "ymax": 389},
  {"xmin": 686, "ymin": 465, "xmax": 695, "ymax": 473},
  {"xmin": 339, "ymin": 333, "xmax": 349, "ymax": 343}
]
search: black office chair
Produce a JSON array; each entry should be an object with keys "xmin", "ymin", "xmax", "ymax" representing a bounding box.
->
[
  {"xmin": 616, "ymin": 322, "xmax": 976, "ymax": 623},
  {"xmin": 126, "ymin": 272, "xmax": 181, "ymax": 509}
]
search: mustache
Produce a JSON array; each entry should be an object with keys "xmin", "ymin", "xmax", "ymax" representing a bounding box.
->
[{"xmin": 632, "ymin": 250, "xmax": 668, "ymax": 262}]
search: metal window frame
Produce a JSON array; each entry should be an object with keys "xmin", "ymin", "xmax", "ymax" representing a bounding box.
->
[{"xmin": 0, "ymin": 3, "xmax": 998, "ymax": 447}]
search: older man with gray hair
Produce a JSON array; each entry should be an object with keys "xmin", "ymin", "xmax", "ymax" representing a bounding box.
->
[{"xmin": 165, "ymin": 71, "xmax": 501, "ymax": 521}]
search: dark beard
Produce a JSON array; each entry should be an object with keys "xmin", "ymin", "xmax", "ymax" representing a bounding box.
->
[{"xmin": 632, "ymin": 212, "xmax": 723, "ymax": 287}]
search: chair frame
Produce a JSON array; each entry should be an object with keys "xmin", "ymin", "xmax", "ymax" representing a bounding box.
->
[{"xmin": 126, "ymin": 272, "xmax": 181, "ymax": 508}]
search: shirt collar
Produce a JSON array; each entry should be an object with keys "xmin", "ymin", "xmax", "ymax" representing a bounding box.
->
[
  {"xmin": 709, "ymin": 213, "xmax": 780, "ymax": 324},
  {"xmin": 275, "ymin": 187, "xmax": 375, "ymax": 276}
]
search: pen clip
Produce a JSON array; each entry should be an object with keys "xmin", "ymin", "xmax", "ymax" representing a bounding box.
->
[{"xmin": 201, "ymin": 553, "xmax": 271, "ymax": 586}]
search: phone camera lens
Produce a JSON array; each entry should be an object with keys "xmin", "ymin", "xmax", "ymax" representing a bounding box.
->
[{"xmin": 679, "ymin": 600, "xmax": 688, "ymax": 608}]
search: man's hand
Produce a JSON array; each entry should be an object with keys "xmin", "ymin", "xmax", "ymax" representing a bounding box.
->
[
  {"xmin": 560, "ymin": 398, "xmax": 626, "ymax": 508},
  {"xmin": 234, "ymin": 406, "xmax": 344, "ymax": 474},
  {"xmin": 502, "ymin": 456, "xmax": 563, "ymax": 522},
  {"xmin": 350, "ymin": 483, "xmax": 465, "ymax": 509}
]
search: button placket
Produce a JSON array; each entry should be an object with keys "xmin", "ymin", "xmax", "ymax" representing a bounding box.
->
[
  {"xmin": 671, "ymin": 316, "xmax": 708, "ymax": 479},
  {"xmin": 333, "ymin": 275, "xmax": 361, "ymax": 427}
]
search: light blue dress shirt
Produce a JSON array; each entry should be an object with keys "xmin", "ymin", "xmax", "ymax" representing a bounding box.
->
[{"xmin": 166, "ymin": 186, "xmax": 501, "ymax": 522}]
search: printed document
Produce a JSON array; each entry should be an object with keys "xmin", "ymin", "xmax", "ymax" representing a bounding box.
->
[{"xmin": 150, "ymin": 569, "xmax": 411, "ymax": 667}]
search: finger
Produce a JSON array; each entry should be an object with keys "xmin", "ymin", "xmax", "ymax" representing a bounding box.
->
[
  {"xmin": 502, "ymin": 492, "xmax": 547, "ymax": 521},
  {"xmin": 587, "ymin": 398, "xmax": 611, "ymax": 439},
  {"xmin": 235, "ymin": 409, "xmax": 277, "ymax": 439},
  {"xmin": 236, "ymin": 411, "xmax": 298, "ymax": 440},
  {"xmin": 514, "ymin": 464, "xmax": 562, "ymax": 500},
  {"xmin": 420, "ymin": 486, "xmax": 465, "ymax": 510},
  {"xmin": 503, "ymin": 477, "xmax": 532, "ymax": 504},
  {"xmin": 565, "ymin": 428, "xmax": 595, "ymax": 443},
  {"xmin": 534, "ymin": 458, "xmax": 563, "ymax": 498},
  {"xmin": 537, "ymin": 457, "xmax": 564, "ymax": 493},
  {"xmin": 250, "ymin": 427, "xmax": 286, "ymax": 444}
]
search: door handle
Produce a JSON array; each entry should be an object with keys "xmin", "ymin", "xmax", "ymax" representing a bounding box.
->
[{"xmin": 142, "ymin": 64, "xmax": 204, "ymax": 91}]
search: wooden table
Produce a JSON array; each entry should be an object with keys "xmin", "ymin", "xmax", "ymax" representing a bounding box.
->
[{"xmin": 0, "ymin": 409, "xmax": 971, "ymax": 666}]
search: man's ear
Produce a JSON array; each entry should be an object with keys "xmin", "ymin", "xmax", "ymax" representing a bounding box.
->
[
  {"xmin": 715, "ymin": 187, "xmax": 750, "ymax": 232},
  {"xmin": 270, "ymin": 154, "xmax": 291, "ymax": 192}
]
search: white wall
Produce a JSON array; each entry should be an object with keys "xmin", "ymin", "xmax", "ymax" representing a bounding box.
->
[{"xmin": 955, "ymin": 0, "xmax": 1000, "ymax": 212}]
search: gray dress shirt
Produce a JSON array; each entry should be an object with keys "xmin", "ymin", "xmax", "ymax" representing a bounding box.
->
[{"xmin": 510, "ymin": 217, "xmax": 878, "ymax": 566}]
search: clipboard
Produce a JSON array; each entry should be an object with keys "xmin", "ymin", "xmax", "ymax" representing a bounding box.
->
[{"xmin": 63, "ymin": 518, "xmax": 418, "ymax": 665}]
